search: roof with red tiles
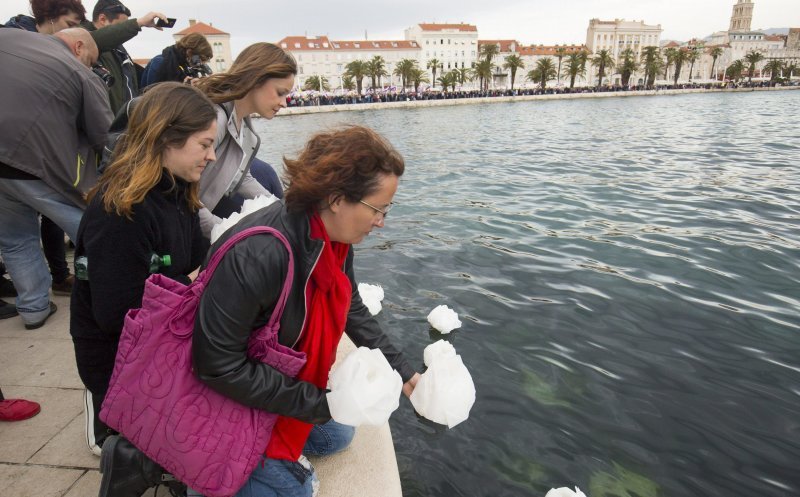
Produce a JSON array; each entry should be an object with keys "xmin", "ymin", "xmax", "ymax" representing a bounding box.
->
[
  {"xmin": 518, "ymin": 44, "xmax": 586, "ymax": 56},
  {"xmin": 478, "ymin": 40, "xmax": 520, "ymax": 53},
  {"xmin": 277, "ymin": 36, "xmax": 419, "ymax": 51},
  {"xmin": 417, "ymin": 23, "xmax": 477, "ymax": 32},
  {"xmin": 175, "ymin": 21, "xmax": 227, "ymax": 36}
]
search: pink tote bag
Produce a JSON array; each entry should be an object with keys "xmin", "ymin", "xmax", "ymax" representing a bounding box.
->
[{"xmin": 101, "ymin": 226, "xmax": 306, "ymax": 497}]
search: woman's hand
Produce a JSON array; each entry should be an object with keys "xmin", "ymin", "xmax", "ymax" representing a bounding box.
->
[
  {"xmin": 188, "ymin": 267, "xmax": 200, "ymax": 282},
  {"xmin": 402, "ymin": 372, "xmax": 421, "ymax": 399}
]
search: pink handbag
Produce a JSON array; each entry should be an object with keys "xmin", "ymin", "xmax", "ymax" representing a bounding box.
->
[{"xmin": 100, "ymin": 226, "xmax": 306, "ymax": 497}]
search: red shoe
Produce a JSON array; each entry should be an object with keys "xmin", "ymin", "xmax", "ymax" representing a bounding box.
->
[{"xmin": 0, "ymin": 399, "xmax": 41, "ymax": 421}]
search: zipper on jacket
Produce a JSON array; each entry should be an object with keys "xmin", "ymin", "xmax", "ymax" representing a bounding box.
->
[{"xmin": 292, "ymin": 241, "xmax": 324, "ymax": 348}]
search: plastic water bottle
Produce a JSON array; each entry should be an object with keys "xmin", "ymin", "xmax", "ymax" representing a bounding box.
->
[
  {"xmin": 149, "ymin": 253, "xmax": 171, "ymax": 273},
  {"xmin": 75, "ymin": 256, "xmax": 89, "ymax": 281}
]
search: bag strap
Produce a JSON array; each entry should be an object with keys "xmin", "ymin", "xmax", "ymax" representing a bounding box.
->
[{"xmin": 201, "ymin": 226, "xmax": 294, "ymax": 326}]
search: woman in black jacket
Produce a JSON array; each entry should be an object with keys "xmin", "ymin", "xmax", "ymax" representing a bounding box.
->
[{"xmin": 70, "ymin": 82, "xmax": 215, "ymax": 457}]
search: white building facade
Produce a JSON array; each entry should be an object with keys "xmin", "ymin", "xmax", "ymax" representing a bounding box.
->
[
  {"xmin": 404, "ymin": 23, "xmax": 479, "ymax": 80},
  {"xmin": 586, "ymin": 18, "xmax": 663, "ymax": 60},
  {"xmin": 278, "ymin": 36, "xmax": 421, "ymax": 90}
]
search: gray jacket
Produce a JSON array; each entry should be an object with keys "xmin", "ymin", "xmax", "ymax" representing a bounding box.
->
[
  {"xmin": 0, "ymin": 30, "xmax": 112, "ymax": 207},
  {"xmin": 198, "ymin": 101, "xmax": 273, "ymax": 236}
]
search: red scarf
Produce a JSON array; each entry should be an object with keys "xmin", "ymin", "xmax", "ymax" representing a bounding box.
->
[{"xmin": 265, "ymin": 212, "xmax": 352, "ymax": 461}]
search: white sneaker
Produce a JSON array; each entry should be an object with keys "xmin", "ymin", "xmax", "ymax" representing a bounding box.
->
[{"xmin": 84, "ymin": 388, "xmax": 102, "ymax": 456}]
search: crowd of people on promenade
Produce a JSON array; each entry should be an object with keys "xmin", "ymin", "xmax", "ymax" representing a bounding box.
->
[
  {"xmin": 1, "ymin": 1, "xmax": 422, "ymax": 496},
  {"xmin": 286, "ymin": 79, "xmax": 794, "ymax": 107}
]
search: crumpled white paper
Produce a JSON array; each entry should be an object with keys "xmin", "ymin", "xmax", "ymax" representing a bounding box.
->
[
  {"xmin": 358, "ymin": 283, "xmax": 384, "ymax": 316},
  {"xmin": 545, "ymin": 487, "xmax": 587, "ymax": 497},
  {"xmin": 327, "ymin": 347, "xmax": 402, "ymax": 426},
  {"xmin": 410, "ymin": 354, "xmax": 475, "ymax": 428},
  {"xmin": 427, "ymin": 305, "xmax": 462, "ymax": 334},
  {"xmin": 423, "ymin": 340, "xmax": 456, "ymax": 368},
  {"xmin": 210, "ymin": 194, "xmax": 278, "ymax": 243}
]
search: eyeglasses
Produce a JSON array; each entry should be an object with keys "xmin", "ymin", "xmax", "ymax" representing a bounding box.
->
[
  {"xmin": 102, "ymin": 3, "xmax": 131, "ymax": 17},
  {"xmin": 359, "ymin": 200, "xmax": 393, "ymax": 219}
]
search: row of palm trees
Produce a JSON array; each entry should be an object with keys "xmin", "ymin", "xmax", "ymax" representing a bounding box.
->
[{"xmin": 301, "ymin": 45, "xmax": 797, "ymax": 93}]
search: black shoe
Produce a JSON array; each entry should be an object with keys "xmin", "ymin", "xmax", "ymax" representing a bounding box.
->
[
  {"xmin": 99, "ymin": 435, "xmax": 165, "ymax": 497},
  {"xmin": 0, "ymin": 277, "xmax": 16, "ymax": 298},
  {"xmin": 24, "ymin": 302, "xmax": 57, "ymax": 330},
  {"xmin": 0, "ymin": 300, "xmax": 18, "ymax": 320}
]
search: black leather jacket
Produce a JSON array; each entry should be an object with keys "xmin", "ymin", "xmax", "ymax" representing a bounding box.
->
[{"xmin": 192, "ymin": 202, "xmax": 415, "ymax": 425}]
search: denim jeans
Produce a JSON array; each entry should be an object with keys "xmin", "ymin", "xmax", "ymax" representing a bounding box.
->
[
  {"xmin": 0, "ymin": 179, "xmax": 83, "ymax": 323},
  {"xmin": 187, "ymin": 420, "xmax": 355, "ymax": 497}
]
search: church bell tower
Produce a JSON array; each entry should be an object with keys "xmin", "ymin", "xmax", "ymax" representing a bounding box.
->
[{"xmin": 729, "ymin": 0, "xmax": 754, "ymax": 32}]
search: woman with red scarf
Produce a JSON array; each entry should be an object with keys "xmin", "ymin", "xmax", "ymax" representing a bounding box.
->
[{"xmin": 187, "ymin": 125, "xmax": 419, "ymax": 496}]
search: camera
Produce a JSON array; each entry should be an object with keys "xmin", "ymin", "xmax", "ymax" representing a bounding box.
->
[
  {"xmin": 92, "ymin": 63, "xmax": 115, "ymax": 88},
  {"xmin": 181, "ymin": 54, "xmax": 213, "ymax": 80}
]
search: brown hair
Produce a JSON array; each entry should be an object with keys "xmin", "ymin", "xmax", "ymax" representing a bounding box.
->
[
  {"xmin": 197, "ymin": 42, "xmax": 296, "ymax": 104},
  {"xmin": 30, "ymin": 0, "xmax": 86, "ymax": 24},
  {"xmin": 283, "ymin": 126, "xmax": 404, "ymax": 213},
  {"xmin": 88, "ymin": 82, "xmax": 217, "ymax": 217},
  {"xmin": 176, "ymin": 33, "xmax": 212, "ymax": 62}
]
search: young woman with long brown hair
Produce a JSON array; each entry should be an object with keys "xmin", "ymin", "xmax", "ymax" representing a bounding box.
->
[{"xmin": 70, "ymin": 82, "xmax": 216, "ymax": 457}]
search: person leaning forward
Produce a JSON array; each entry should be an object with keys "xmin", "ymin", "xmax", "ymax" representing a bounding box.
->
[{"xmin": 0, "ymin": 28, "xmax": 112, "ymax": 329}]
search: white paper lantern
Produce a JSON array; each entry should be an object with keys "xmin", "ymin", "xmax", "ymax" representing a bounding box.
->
[{"xmin": 410, "ymin": 354, "xmax": 475, "ymax": 428}]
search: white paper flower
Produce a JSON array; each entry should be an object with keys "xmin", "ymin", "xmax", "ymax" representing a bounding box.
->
[
  {"xmin": 427, "ymin": 305, "xmax": 462, "ymax": 333},
  {"xmin": 545, "ymin": 487, "xmax": 587, "ymax": 497},
  {"xmin": 210, "ymin": 194, "xmax": 278, "ymax": 243},
  {"xmin": 358, "ymin": 283, "xmax": 384, "ymax": 316},
  {"xmin": 327, "ymin": 347, "xmax": 402, "ymax": 426},
  {"xmin": 410, "ymin": 354, "xmax": 475, "ymax": 428},
  {"xmin": 423, "ymin": 340, "xmax": 456, "ymax": 368}
]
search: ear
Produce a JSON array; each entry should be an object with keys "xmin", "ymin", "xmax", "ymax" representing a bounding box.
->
[
  {"xmin": 73, "ymin": 40, "xmax": 84, "ymax": 57},
  {"xmin": 96, "ymin": 14, "xmax": 108, "ymax": 27},
  {"xmin": 327, "ymin": 194, "xmax": 343, "ymax": 213}
]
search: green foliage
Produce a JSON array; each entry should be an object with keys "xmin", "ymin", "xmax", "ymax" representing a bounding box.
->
[
  {"xmin": 503, "ymin": 54, "xmax": 525, "ymax": 90},
  {"xmin": 480, "ymin": 43, "xmax": 499, "ymax": 63},
  {"xmin": 342, "ymin": 75, "xmax": 355, "ymax": 91},
  {"xmin": 618, "ymin": 48, "xmax": 639, "ymax": 86},
  {"xmin": 366, "ymin": 55, "xmax": 388, "ymax": 89},
  {"xmin": 393, "ymin": 58, "xmax": 418, "ymax": 90},
  {"xmin": 589, "ymin": 462, "xmax": 661, "ymax": 497},
  {"xmin": 344, "ymin": 60, "xmax": 367, "ymax": 94},
  {"xmin": 744, "ymin": 49, "xmax": 765, "ymax": 81},
  {"xmin": 527, "ymin": 57, "xmax": 558, "ymax": 90},
  {"xmin": 303, "ymin": 75, "xmax": 329, "ymax": 92},
  {"xmin": 591, "ymin": 49, "xmax": 615, "ymax": 87},
  {"xmin": 563, "ymin": 51, "xmax": 588, "ymax": 88}
]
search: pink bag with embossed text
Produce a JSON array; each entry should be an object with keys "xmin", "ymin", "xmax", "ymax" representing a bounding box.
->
[{"xmin": 100, "ymin": 226, "xmax": 306, "ymax": 497}]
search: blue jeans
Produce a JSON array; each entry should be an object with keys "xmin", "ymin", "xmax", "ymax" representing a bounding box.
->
[
  {"xmin": 0, "ymin": 179, "xmax": 83, "ymax": 323},
  {"xmin": 187, "ymin": 420, "xmax": 355, "ymax": 497}
]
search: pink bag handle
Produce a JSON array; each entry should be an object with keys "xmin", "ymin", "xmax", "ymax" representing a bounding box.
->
[{"xmin": 201, "ymin": 226, "xmax": 294, "ymax": 326}]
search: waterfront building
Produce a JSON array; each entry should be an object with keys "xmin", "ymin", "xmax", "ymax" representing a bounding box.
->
[
  {"xmin": 404, "ymin": 23, "xmax": 479, "ymax": 81},
  {"xmin": 174, "ymin": 20, "xmax": 232, "ymax": 73},
  {"xmin": 585, "ymin": 18, "xmax": 663, "ymax": 61},
  {"xmin": 277, "ymin": 35, "xmax": 421, "ymax": 91},
  {"xmin": 518, "ymin": 44, "xmax": 588, "ymax": 87},
  {"xmin": 477, "ymin": 40, "xmax": 521, "ymax": 88}
]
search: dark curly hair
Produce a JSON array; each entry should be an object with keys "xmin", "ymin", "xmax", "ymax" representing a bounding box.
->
[
  {"xmin": 283, "ymin": 126, "xmax": 404, "ymax": 213},
  {"xmin": 30, "ymin": 0, "xmax": 86, "ymax": 24}
]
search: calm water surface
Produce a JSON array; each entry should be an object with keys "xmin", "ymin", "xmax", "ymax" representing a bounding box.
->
[{"xmin": 254, "ymin": 91, "xmax": 800, "ymax": 497}]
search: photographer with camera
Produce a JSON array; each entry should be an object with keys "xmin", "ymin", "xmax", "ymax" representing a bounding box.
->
[{"xmin": 141, "ymin": 33, "xmax": 213, "ymax": 87}]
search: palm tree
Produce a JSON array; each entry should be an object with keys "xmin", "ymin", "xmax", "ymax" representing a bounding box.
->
[
  {"xmin": 662, "ymin": 47, "xmax": 678, "ymax": 81},
  {"xmin": 763, "ymin": 59, "xmax": 784, "ymax": 82},
  {"xmin": 342, "ymin": 75, "xmax": 355, "ymax": 91},
  {"xmin": 709, "ymin": 47, "xmax": 724, "ymax": 81},
  {"xmin": 366, "ymin": 55, "xmax": 388, "ymax": 90},
  {"xmin": 427, "ymin": 59, "xmax": 442, "ymax": 89},
  {"xmin": 562, "ymin": 52, "xmax": 586, "ymax": 88},
  {"xmin": 672, "ymin": 48, "xmax": 690, "ymax": 85},
  {"xmin": 686, "ymin": 47, "xmax": 699, "ymax": 82},
  {"xmin": 618, "ymin": 48, "xmax": 639, "ymax": 87},
  {"xmin": 438, "ymin": 71, "xmax": 457, "ymax": 92},
  {"xmin": 409, "ymin": 68, "xmax": 429, "ymax": 90},
  {"xmin": 344, "ymin": 59, "xmax": 368, "ymax": 95},
  {"xmin": 726, "ymin": 59, "xmax": 746, "ymax": 82},
  {"xmin": 303, "ymin": 75, "xmax": 329, "ymax": 92},
  {"xmin": 591, "ymin": 49, "xmax": 615, "ymax": 87},
  {"xmin": 640, "ymin": 46, "xmax": 663, "ymax": 87},
  {"xmin": 479, "ymin": 43, "xmax": 499, "ymax": 64},
  {"xmin": 527, "ymin": 57, "xmax": 557, "ymax": 90},
  {"xmin": 502, "ymin": 54, "xmax": 525, "ymax": 91},
  {"xmin": 454, "ymin": 67, "xmax": 473, "ymax": 87},
  {"xmin": 472, "ymin": 59, "xmax": 494, "ymax": 91},
  {"xmin": 393, "ymin": 58, "xmax": 417, "ymax": 91},
  {"xmin": 554, "ymin": 47, "xmax": 568, "ymax": 84},
  {"xmin": 744, "ymin": 49, "xmax": 765, "ymax": 82},
  {"xmin": 786, "ymin": 63, "xmax": 798, "ymax": 79}
]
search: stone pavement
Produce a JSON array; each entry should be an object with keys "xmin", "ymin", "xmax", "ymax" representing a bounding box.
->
[{"xmin": 0, "ymin": 292, "xmax": 402, "ymax": 497}]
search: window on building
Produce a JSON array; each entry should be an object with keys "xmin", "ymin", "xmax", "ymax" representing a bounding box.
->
[
  {"xmin": 294, "ymin": 43, "xmax": 300, "ymax": 48},
  {"xmin": 281, "ymin": 42, "xmax": 287, "ymax": 49},
  {"xmin": 441, "ymin": 39, "xmax": 444, "ymax": 44},
  {"xmin": 448, "ymin": 39, "xmax": 451, "ymax": 44}
]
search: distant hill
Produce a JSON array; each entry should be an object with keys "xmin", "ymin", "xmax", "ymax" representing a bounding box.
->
[{"xmin": 757, "ymin": 28, "xmax": 790, "ymax": 35}]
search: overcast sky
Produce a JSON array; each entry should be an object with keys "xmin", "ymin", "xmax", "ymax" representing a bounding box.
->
[{"xmin": 1, "ymin": 0, "xmax": 798, "ymax": 59}]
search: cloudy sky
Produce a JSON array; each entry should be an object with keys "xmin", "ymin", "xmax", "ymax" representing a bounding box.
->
[{"xmin": 1, "ymin": 0, "xmax": 798, "ymax": 59}]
